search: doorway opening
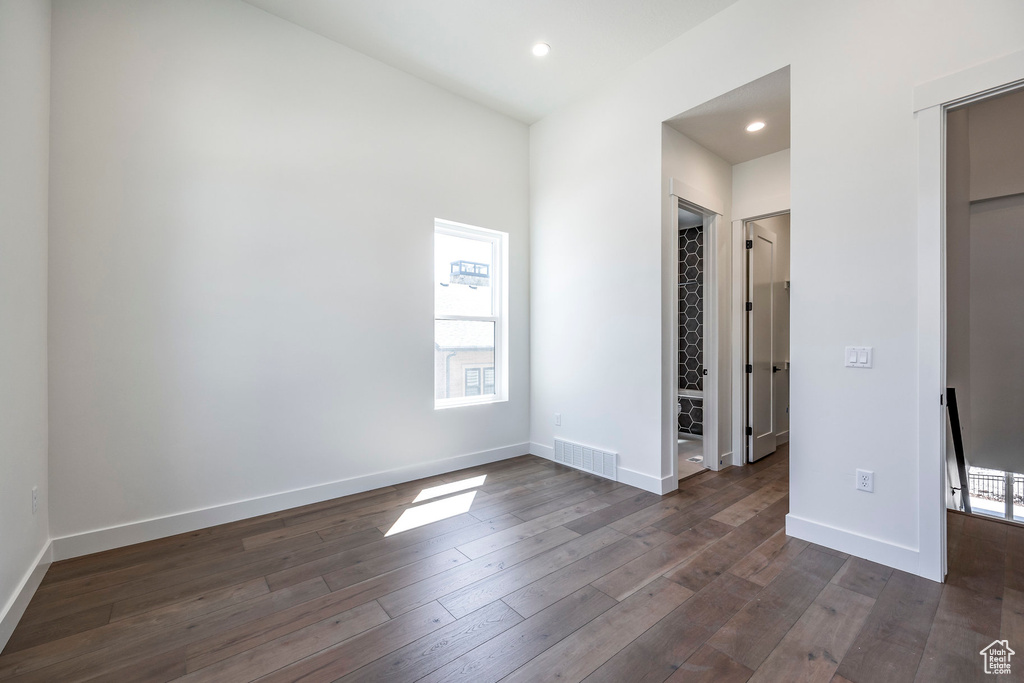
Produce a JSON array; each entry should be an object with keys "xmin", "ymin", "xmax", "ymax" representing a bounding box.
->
[
  {"xmin": 743, "ymin": 213, "xmax": 790, "ymax": 462},
  {"xmin": 662, "ymin": 65, "xmax": 791, "ymax": 488},
  {"xmin": 944, "ymin": 85, "xmax": 1024, "ymax": 529},
  {"xmin": 677, "ymin": 201, "xmax": 708, "ymax": 480}
]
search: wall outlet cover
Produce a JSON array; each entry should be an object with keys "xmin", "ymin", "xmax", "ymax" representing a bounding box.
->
[{"xmin": 856, "ymin": 469, "xmax": 874, "ymax": 493}]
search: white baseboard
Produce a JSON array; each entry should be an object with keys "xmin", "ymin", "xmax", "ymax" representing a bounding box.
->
[
  {"xmin": 528, "ymin": 441, "xmax": 554, "ymax": 459},
  {"xmin": 615, "ymin": 467, "xmax": 674, "ymax": 495},
  {"xmin": 51, "ymin": 443, "xmax": 530, "ymax": 562},
  {"xmin": 0, "ymin": 541, "xmax": 52, "ymax": 652},
  {"xmin": 531, "ymin": 442, "xmax": 671, "ymax": 495},
  {"xmin": 717, "ymin": 451, "xmax": 735, "ymax": 468},
  {"xmin": 777, "ymin": 430, "xmax": 790, "ymax": 445},
  {"xmin": 786, "ymin": 513, "xmax": 930, "ymax": 579}
]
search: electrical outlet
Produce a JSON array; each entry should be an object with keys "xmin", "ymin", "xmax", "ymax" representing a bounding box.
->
[
  {"xmin": 32, "ymin": 486, "xmax": 38, "ymax": 515},
  {"xmin": 856, "ymin": 469, "xmax": 874, "ymax": 493},
  {"xmin": 554, "ymin": 413, "xmax": 561, "ymax": 427}
]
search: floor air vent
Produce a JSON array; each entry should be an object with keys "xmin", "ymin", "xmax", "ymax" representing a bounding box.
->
[{"xmin": 552, "ymin": 439, "xmax": 617, "ymax": 481}]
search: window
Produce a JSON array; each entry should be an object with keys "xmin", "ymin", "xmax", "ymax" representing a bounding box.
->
[
  {"xmin": 434, "ymin": 219, "xmax": 507, "ymax": 407},
  {"xmin": 967, "ymin": 466, "xmax": 1024, "ymax": 522}
]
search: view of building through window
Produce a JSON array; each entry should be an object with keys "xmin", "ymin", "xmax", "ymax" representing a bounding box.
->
[{"xmin": 434, "ymin": 221, "xmax": 505, "ymax": 406}]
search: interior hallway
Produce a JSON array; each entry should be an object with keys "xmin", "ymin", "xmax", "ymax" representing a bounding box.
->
[{"xmin": 0, "ymin": 446, "xmax": 1006, "ymax": 682}]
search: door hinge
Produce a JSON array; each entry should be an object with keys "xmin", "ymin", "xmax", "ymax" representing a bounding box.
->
[
  {"xmin": 745, "ymin": 301, "xmax": 752, "ymax": 311},
  {"xmin": 746, "ymin": 239, "xmax": 753, "ymax": 249},
  {"xmin": 745, "ymin": 364, "xmax": 753, "ymax": 374},
  {"xmin": 940, "ymin": 394, "xmax": 944, "ymax": 405},
  {"xmin": 746, "ymin": 426, "xmax": 753, "ymax": 436}
]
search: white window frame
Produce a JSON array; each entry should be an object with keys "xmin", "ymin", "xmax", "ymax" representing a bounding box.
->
[{"xmin": 434, "ymin": 219, "xmax": 508, "ymax": 409}]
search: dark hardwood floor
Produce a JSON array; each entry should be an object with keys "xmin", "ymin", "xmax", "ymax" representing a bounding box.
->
[{"xmin": 0, "ymin": 447, "xmax": 1010, "ymax": 682}]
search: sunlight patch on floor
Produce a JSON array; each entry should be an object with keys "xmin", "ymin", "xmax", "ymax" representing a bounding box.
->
[
  {"xmin": 385, "ymin": 490, "xmax": 478, "ymax": 536},
  {"xmin": 413, "ymin": 475, "xmax": 487, "ymax": 503}
]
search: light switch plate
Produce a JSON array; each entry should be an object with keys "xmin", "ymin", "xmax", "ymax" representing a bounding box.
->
[{"xmin": 845, "ymin": 346, "xmax": 873, "ymax": 368}]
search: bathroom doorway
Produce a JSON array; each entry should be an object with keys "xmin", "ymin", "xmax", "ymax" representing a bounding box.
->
[{"xmin": 677, "ymin": 200, "xmax": 708, "ymax": 479}]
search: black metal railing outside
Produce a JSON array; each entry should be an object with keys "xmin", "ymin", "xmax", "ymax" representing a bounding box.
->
[{"xmin": 968, "ymin": 471, "xmax": 1006, "ymax": 503}]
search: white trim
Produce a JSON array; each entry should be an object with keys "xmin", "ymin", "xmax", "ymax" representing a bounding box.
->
[
  {"xmin": 669, "ymin": 177, "xmax": 725, "ymax": 217},
  {"xmin": 786, "ymin": 514, "xmax": 927, "ymax": 578},
  {"xmin": 703, "ymin": 212, "xmax": 720, "ymax": 470},
  {"xmin": 529, "ymin": 441, "xmax": 555, "ymax": 459},
  {"xmin": 0, "ymin": 541, "xmax": 52, "ymax": 652},
  {"xmin": 914, "ymin": 49, "xmax": 1024, "ymax": 112},
  {"xmin": 617, "ymin": 466, "xmax": 676, "ymax": 495},
  {"xmin": 916, "ymin": 104, "xmax": 947, "ymax": 583},
  {"xmin": 731, "ymin": 219, "xmax": 745, "ymax": 467},
  {"xmin": 776, "ymin": 430, "xmax": 790, "ymax": 445},
  {"xmin": 51, "ymin": 443, "xmax": 530, "ymax": 561}
]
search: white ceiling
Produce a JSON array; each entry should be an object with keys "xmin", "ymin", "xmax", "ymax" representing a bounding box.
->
[
  {"xmin": 241, "ymin": 0, "xmax": 742, "ymax": 124},
  {"xmin": 666, "ymin": 67, "xmax": 790, "ymax": 165}
]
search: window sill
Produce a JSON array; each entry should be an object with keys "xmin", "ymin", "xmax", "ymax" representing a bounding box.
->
[{"xmin": 434, "ymin": 396, "xmax": 508, "ymax": 410}]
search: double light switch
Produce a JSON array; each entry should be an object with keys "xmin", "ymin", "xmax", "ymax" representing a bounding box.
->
[{"xmin": 845, "ymin": 346, "xmax": 873, "ymax": 368}]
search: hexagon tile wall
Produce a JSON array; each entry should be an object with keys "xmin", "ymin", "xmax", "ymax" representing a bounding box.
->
[{"xmin": 678, "ymin": 225, "xmax": 703, "ymax": 436}]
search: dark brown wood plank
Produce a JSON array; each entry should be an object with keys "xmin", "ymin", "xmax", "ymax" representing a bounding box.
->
[
  {"xmin": 0, "ymin": 578, "xmax": 328, "ymax": 680},
  {"xmin": 376, "ymin": 525, "xmax": 579, "ymax": 617},
  {"xmin": 244, "ymin": 601, "xmax": 454, "ymax": 683},
  {"xmin": 335, "ymin": 600, "xmax": 523, "ymax": 683},
  {"xmin": 563, "ymin": 491, "xmax": 665, "ymax": 536},
  {"xmin": 830, "ymin": 556, "xmax": 893, "ymax": 600},
  {"xmin": 727, "ymin": 529, "xmax": 808, "ymax": 587},
  {"xmin": 666, "ymin": 644, "xmax": 753, "ymax": 683},
  {"xmin": 583, "ymin": 572, "xmax": 762, "ymax": 683},
  {"xmin": 501, "ymin": 577, "xmax": 692, "ymax": 683},
  {"xmin": 437, "ymin": 527, "xmax": 625, "ymax": 618},
  {"xmin": 706, "ymin": 547, "xmax": 846, "ymax": 670},
  {"xmin": 834, "ymin": 569, "xmax": 942, "ymax": 683},
  {"xmin": 591, "ymin": 519, "xmax": 731, "ymax": 601},
  {"xmin": 501, "ymin": 534, "xmax": 658, "ymax": 617},
  {"xmin": 0, "ymin": 603, "xmax": 112, "ymax": 655},
  {"xmin": 746, "ymin": 583, "xmax": 874, "ymax": 683},
  {"xmin": 417, "ymin": 585, "xmax": 616, "ymax": 683},
  {"xmin": 664, "ymin": 496, "xmax": 789, "ymax": 593}
]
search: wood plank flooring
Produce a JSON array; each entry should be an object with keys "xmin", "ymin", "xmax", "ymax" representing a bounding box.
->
[{"xmin": 0, "ymin": 447, "xmax": 1009, "ymax": 682}]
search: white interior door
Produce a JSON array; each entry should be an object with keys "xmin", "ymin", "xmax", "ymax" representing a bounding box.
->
[{"xmin": 748, "ymin": 222, "xmax": 778, "ymax": 461}]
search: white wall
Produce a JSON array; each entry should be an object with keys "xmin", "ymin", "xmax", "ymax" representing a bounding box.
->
[
  {"xmin": 0, "ymin": 0, "xmax": 51, "ymax": 646},
  {"xmin": 48, "ymin": 0, "xmax": 529, "ymax": 550},
  {"xmin": 968, "ymin": 88, "xmax": 1024, "ymax": 202},
  {"xmin": 968, "ymin": 194, "xmax": 1024, "ymax": 474},
  {"xmin": 529, "ymin": 0, "xmax": 1024, "ymax": 576},
  {"xmin": 732, "ymin": 149, "xmax": 791, "ymax": 221}
]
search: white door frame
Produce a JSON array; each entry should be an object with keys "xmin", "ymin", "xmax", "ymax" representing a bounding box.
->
[
  {"xmin": 914, "ymin": 49, "xmax": 1024, "ymax": 582},
  {"xmin": 667, "ymin": 178, "xmax": 721, "ymax": 486}
]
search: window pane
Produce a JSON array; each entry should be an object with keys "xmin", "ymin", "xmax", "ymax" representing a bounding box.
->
[
  {"xmin": 435, "ymin": 232, "xmax": 493, "ymax": 317},
  {"xmin": 968, "ymin": 466, "xmax": 1007, "ymax": 519},
  {"xmin": 435, "ymin": 320, "xmax": 494, "ymax": 400}
]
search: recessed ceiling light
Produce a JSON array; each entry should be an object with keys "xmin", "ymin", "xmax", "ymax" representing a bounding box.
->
[
  {"xmin": 746, "ymin": 121, "xmax": 766, "ymax": 133},
  {"xmin": 532, "ymin": 42, "xmax": 551, "ymax": 57}
]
